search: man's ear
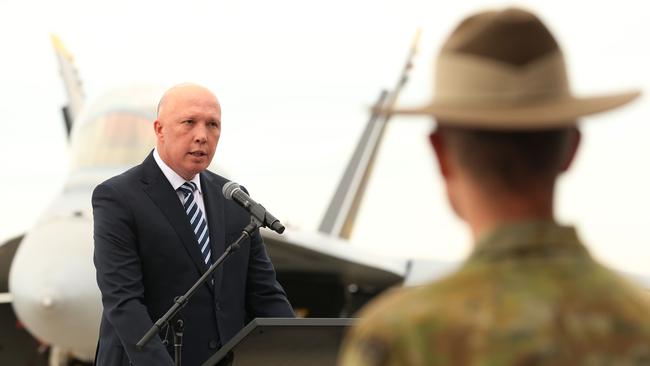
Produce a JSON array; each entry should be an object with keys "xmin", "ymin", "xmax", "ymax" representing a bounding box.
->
[
  {"xmin": 560, "ymin": 127, "xmax": 581, "ymax": 172},
  {"xmin": 154, "ymin": 120, "xmax": 163, "ymax": 140},
  {"xmin": 429, "ymin": 130, "xmax": 451, "ymax": 179}
]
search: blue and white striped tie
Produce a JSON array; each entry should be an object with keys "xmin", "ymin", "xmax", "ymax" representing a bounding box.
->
[{"xmin": 178, "ymin": 182, "xmax": 212, "ymax": 264}]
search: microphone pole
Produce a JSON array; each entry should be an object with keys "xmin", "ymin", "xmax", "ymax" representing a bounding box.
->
[{"xmin": 136, "ymin": 217, "xmax": 262, "ymax": 365}]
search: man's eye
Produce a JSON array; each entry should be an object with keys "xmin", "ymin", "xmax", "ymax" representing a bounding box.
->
[
  {"xmin": 182, "ymin": 119, "xmax": 194, "ymax": 124},
  {"xmin": 209, "ymin": 121, "xmax": 220, "ymax": 128}
]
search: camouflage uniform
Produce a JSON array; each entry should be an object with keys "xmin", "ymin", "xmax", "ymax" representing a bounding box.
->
[{"xmin": 340, "ymin": 220, "xmax": 650, "ymax": 366}]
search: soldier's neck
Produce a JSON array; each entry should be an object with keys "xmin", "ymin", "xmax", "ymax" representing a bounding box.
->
[{"xmin": 459, "ymin": 181, "xmax": 556, "ymax": 241}]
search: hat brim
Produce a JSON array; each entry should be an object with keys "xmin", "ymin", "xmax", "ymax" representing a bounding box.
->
[{"xmin": 389, "ymin": 91, "xmax": 640, "ymax": 130}]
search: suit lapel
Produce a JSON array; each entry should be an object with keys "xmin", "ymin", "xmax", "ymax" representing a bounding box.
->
[
  {"xmin": 140, "ymin": 153, "xmax": 212, "ymax": 284},
  {"xmin": 200, "ymin": 172, "xmax": 226, "ymax": 299}
]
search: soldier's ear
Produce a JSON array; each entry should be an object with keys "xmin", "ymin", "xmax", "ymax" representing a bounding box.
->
[
  {"xmin": 429, "ymin": 130, "xmax": 452, "ymax": 179},
  {"xmin": 560, "ymin": 127, "xmax": 581, "ymax": 173}
]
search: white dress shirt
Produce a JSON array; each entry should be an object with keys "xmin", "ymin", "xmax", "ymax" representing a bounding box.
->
[{"xmin": 153, "ymin": 148, "xmax": 209, "ymax": 227}]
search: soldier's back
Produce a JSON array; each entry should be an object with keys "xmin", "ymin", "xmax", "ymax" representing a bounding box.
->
[{"xmin": 340, "ymin": 222, "xmax": 650, "ymax": 366}]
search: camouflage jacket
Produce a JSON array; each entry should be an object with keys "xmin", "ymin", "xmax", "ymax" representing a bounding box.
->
[{"xmin": 339, "ymin": 221, "xmax": 650, "ymax": 366}]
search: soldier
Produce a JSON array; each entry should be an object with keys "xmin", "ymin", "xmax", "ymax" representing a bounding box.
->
[{"xmin": 339, "ymin": 7, "xmax": 650, "ymax": 366}]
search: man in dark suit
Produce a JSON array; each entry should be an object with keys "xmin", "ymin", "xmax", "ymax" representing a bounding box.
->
[{"xmin": 92, "ymin": 83, "xmax": 294, "ymax": 365}]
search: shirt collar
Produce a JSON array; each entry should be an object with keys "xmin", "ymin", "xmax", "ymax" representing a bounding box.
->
[
  {"xmin": 153, "ymin": 148, "xmax": 202, "ymax": 193},
  {"xmin": 468, "ymin": 219, "xmax": 590, "ymax": 263}
]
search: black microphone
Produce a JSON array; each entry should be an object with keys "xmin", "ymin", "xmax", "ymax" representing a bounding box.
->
[{"xmin": 222, "ymin": 181, "xmax": 285, "ymax": 234}]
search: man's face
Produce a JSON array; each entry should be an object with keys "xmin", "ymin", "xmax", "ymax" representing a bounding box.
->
[{"xmin": 154, "ymin": 86, "xmax": 221, "ymax": 180}]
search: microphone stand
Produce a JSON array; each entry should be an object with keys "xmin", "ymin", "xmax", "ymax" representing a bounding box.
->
[{"xmin": 137, "ymin": 217, "xmax": 262, "ymax": 365}]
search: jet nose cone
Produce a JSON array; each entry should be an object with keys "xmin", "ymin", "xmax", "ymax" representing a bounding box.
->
[{"xmin": 9, "ymin": 216, "xmax": 101, "ymax": 360}]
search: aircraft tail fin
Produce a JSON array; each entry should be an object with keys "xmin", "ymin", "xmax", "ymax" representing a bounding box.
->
[
  {"xmin": 50, "ymin": 34, "xmax": 85, "ymax": 137},
  {"xmin": 318, "ymin": 29, "xmax": 422, "ymax": 239}
]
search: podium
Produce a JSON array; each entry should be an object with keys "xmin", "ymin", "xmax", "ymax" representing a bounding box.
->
[{"xmin": 202, "ymin": 318, "xmax": 357, "ymax": 366}]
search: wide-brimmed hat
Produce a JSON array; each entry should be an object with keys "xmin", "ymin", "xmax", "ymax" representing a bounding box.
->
[{"xmin": 392, "ymin": 7, "xmax": 640, "ymax": 129}]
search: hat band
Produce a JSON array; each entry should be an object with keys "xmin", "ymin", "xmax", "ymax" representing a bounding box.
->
[{"xmin": 434, "ymin": 51, "xmax": 571, "ymax": 107}]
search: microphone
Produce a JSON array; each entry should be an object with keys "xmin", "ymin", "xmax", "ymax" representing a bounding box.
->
[{"xmin": 222, "ymin": 181, "xmax": 285, "ymax": 234}]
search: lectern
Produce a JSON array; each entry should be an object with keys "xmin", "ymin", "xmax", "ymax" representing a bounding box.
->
[{"xmin": 201, "ymin": 318, "xmax": 357, "ymax": 366}]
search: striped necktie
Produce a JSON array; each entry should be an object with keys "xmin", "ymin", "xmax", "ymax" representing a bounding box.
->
[{"xmin": 178, "ymin": 182, "xmax": 212, "ymax": 264}]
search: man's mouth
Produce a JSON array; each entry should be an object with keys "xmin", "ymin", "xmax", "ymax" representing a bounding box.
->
[{"xmin": 189, "ymin": 151, "xmax": 207, "ymax": 157}]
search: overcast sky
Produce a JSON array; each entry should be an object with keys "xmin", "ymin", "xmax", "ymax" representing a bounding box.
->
[{"xmin": 1, "ymin": 0, "xmax": 649, "ymax": 277}]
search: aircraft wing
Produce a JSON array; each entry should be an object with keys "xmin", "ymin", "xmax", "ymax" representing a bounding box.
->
[{"xmin": 262, "ymin": 229, "xmax": 406, "ymax": 289}]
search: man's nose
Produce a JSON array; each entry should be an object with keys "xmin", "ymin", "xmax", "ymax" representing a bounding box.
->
[{"xmin": 194, "ymin": 125, "xmax": 208, "ymax": 143}]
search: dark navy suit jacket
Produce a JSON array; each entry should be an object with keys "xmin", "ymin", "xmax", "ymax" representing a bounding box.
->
[{"xmin": 92, "ymin": 152, "xmax": 294, "ymax": 365}]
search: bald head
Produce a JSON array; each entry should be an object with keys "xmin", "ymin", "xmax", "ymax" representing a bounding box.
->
[
  {"xmin": 157, "ymin": 83, "xmax": 220, "ymax": 119},
  {"xmin": 154, "ymin": 83, "xmax": 222, "ymax": 180}
]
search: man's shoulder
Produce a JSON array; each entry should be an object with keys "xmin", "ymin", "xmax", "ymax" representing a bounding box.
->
[
  {"xmin": 350, "ymin": 282, "xmax": 452, "ymax": 340},
  {"xmin": 95, "ymin": 163, "xmax": 145, "ymax": 191},
  {"xmin": 576, "ymin": 262, "xmax": 650, "ymax": 321},
  {"xmin": 200, "ymin": 170, "xmax": 256, "ymax": 201},
  {"xmin": 341, "ymin": 283, "xmax": 457, "ymax": 366},
  {"xmin": 200, "ymin": 169, "xmax": 229, "ymax": 188}
]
